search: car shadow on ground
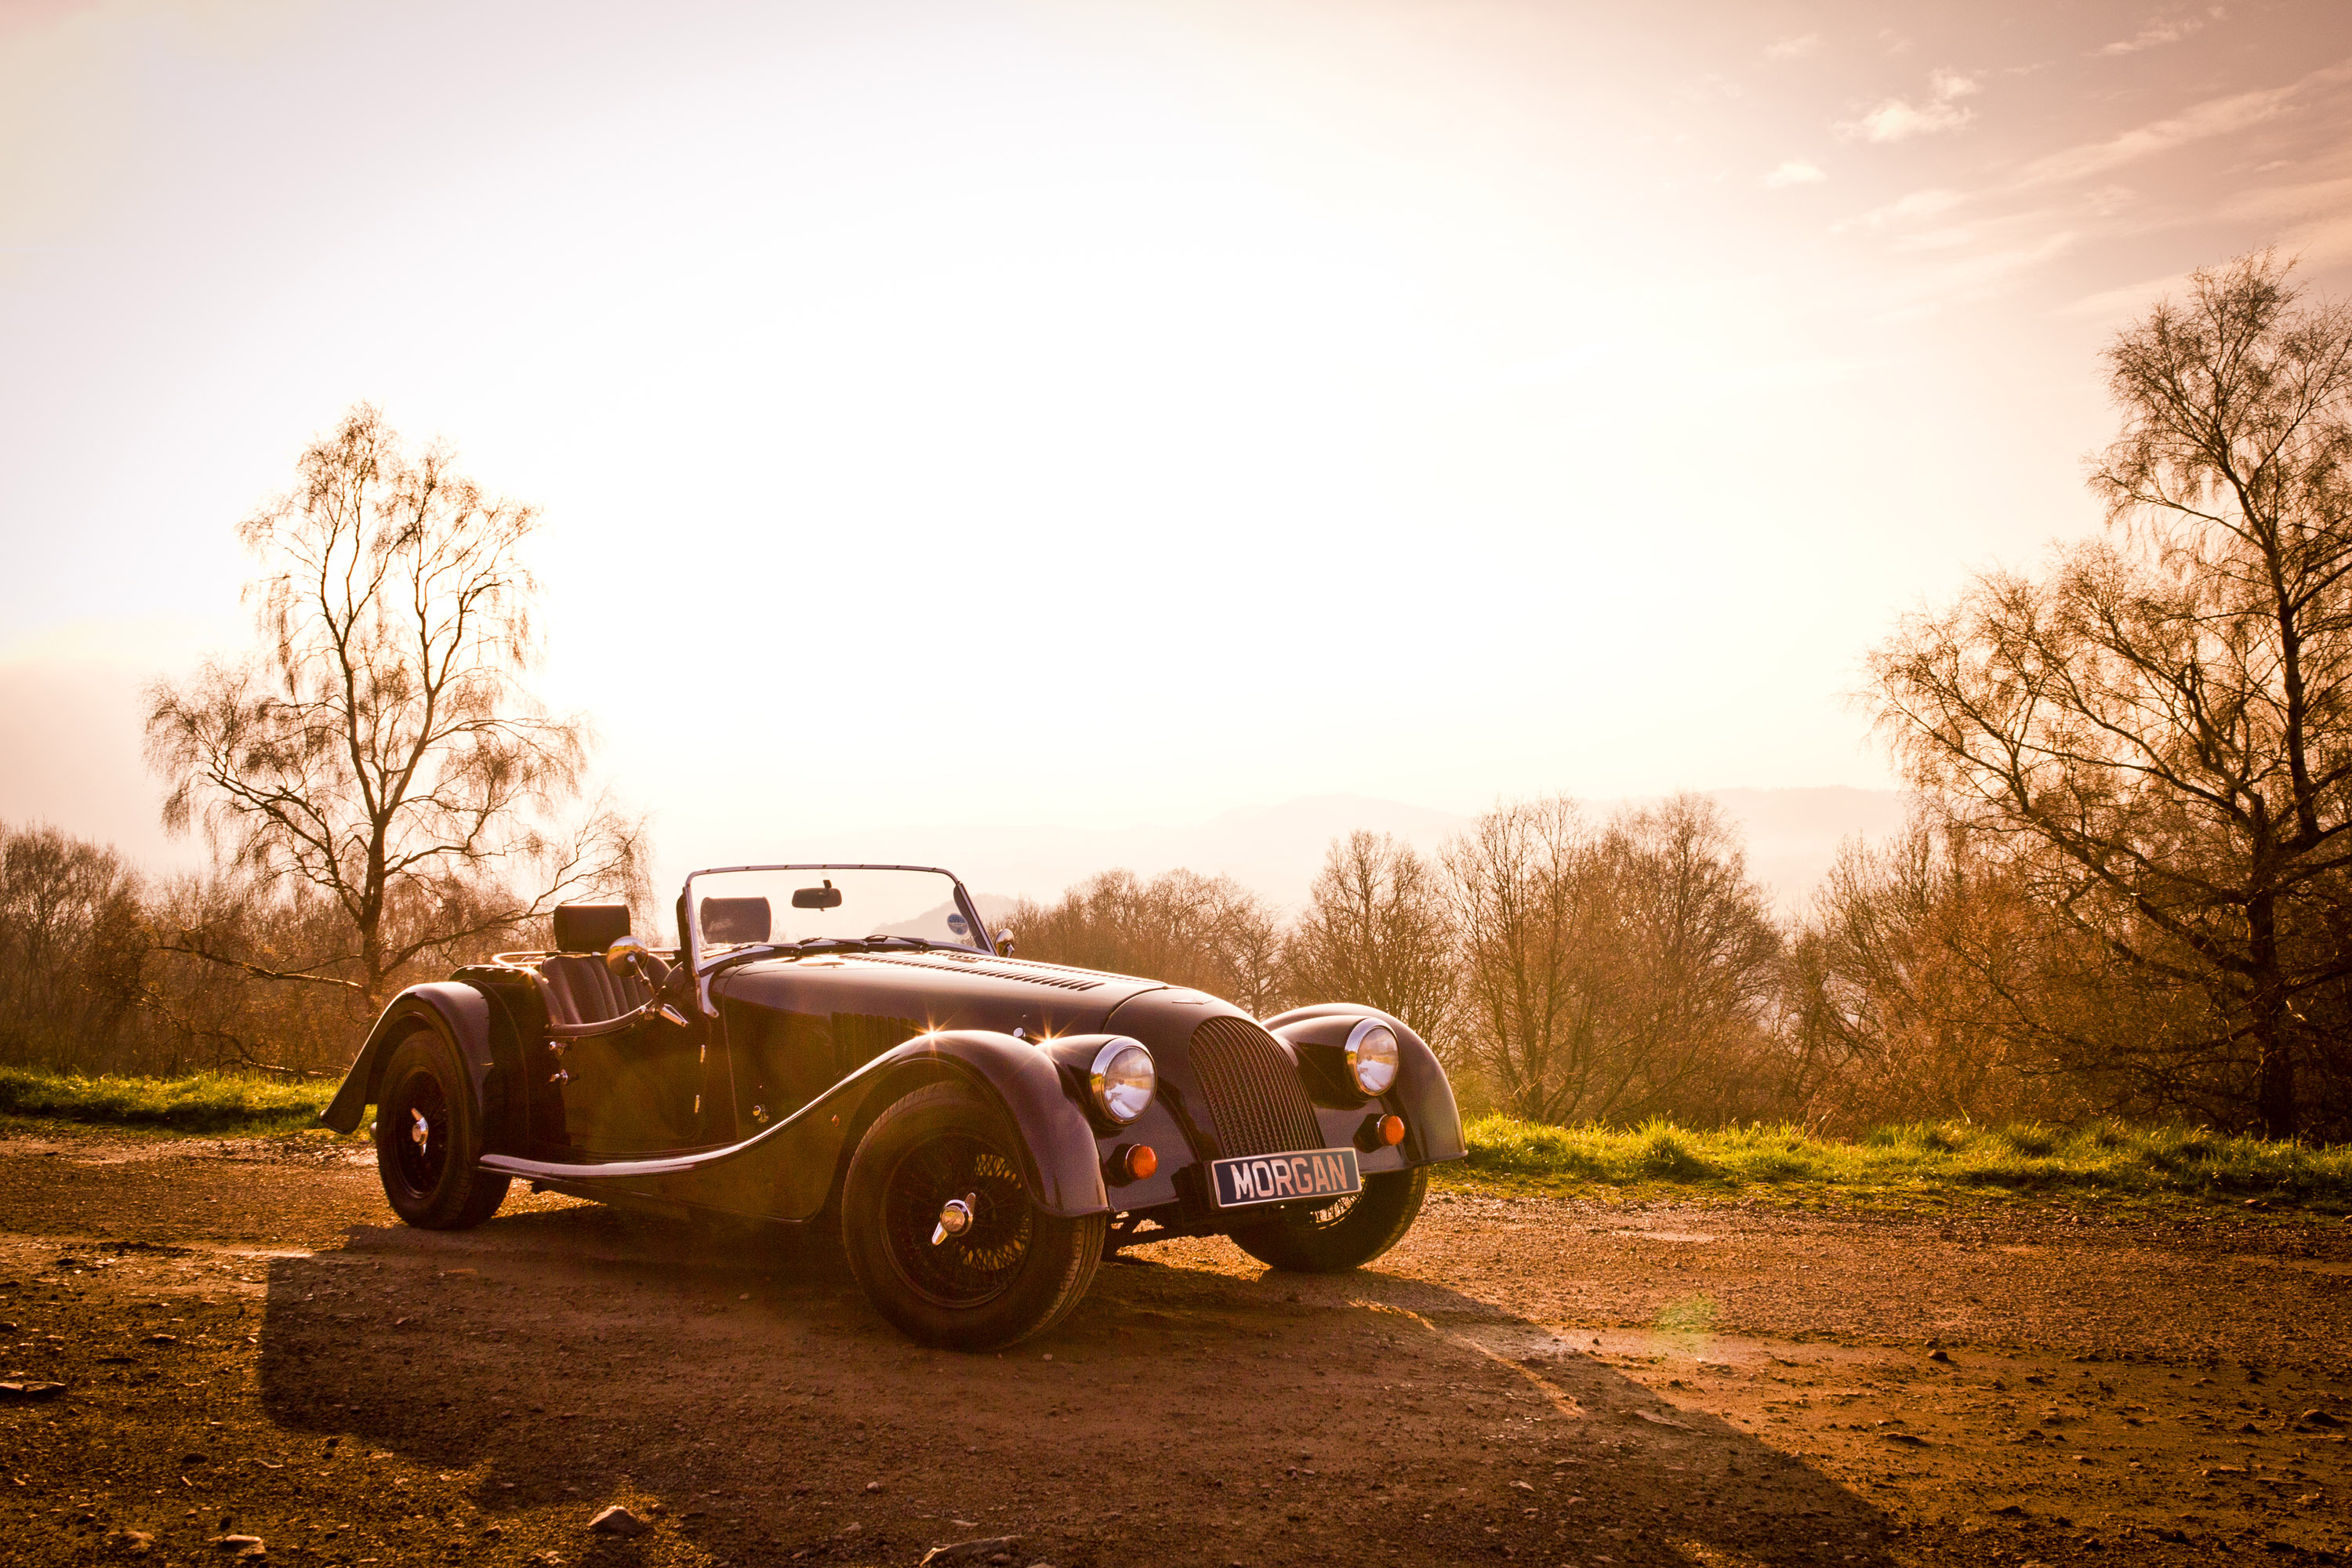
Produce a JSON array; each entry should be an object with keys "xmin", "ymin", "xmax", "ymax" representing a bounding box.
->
[{"xmin": 253, "ymin": 1200, "xmax": 1904, "ymax": 1567}]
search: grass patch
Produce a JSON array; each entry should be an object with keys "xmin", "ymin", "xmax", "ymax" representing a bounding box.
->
[
  {"xmin": 1456, "ymin": 1114, "xmax": 2352, "ymax": 1214},
  {"xmin": 5, "ymin": 1066, "xmax": 2347, "ymax": 1216},
  {"xmin": 1654, "ymin": 1293, "xmax": 1718, "ymax": 1334},
  {"xmin": 0, "ymin": 1067, "xmax": 336, "ymax": 1135}
]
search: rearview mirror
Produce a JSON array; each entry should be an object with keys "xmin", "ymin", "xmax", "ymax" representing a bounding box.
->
[{"xmin": 792, "ymin": 880, "xmax": 843, "ymax": 910}]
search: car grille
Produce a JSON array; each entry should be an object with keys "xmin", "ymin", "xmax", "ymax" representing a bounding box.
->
[{"xmin": 1188, "ymin": 1016, "xmax": 1323, "ymax": 1157}]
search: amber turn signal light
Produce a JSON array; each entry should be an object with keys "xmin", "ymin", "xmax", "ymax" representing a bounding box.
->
[
  {"xmin": 1378, "ymin": 1114, "xmax": 1406, "ymax": 1147},
  {"xmin": 1116, "ymin": 1144, "xmax": 1157, "ymax": 1181}
]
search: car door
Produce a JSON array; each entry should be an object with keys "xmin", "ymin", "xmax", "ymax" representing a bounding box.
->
[
  {"xmin": 546, "ymin": 1013, "xmax": 708, "ymax": 1156},
  {"xmin": 723, "ymin": 998, "xmax": 926, "ymax": 1134},
  {"xmin": 522, "ymin": 952, "xmax": 711, "ymax": 1158}
]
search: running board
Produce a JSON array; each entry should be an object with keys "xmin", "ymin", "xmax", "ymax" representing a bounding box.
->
[{"xmin": 480, "ymin": 1151, "xmax": 719, "ymax": 1181}]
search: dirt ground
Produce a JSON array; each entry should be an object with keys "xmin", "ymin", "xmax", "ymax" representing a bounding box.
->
[{"xmin": 0, "ymin": 1131, "xmax": 2346, "ymax": 1567}]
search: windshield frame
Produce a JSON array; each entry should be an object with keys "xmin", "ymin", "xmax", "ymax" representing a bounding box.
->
[{"xmin": 678, "ymin": 862, "xmax": 993, "ymax": 978}]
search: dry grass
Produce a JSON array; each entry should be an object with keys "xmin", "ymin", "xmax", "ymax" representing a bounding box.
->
[
  {"xmin": 0, "ymin": 1066, "xmax": 336, "ymax": 1134},
  {"xmin": 5, "ymin": 1069, "xmax": 2345, "ymax": 1213},
  {"xmin": 1455, "ymin": 1114, "xmax": 2352, "ymax": 1211}
]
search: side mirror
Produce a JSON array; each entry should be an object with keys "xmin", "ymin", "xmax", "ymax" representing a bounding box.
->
[
  {"xmin": 994, "ymin": 927, "xmax": 1016, "ymax": 958},
  {"xmin": 605, "ymin": 936, "xmax": 688, "ymax": 1027},
  {"xmin": 602, "ymin": 934, "xmax": 662, "ymax": 979}
]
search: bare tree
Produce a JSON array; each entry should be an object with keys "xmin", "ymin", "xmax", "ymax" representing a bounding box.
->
[
  {"xmin": 1215, "ymin": 892, "xmax": 1293, "ymax": 1018},
  {"xmin": 1285, "ymin": 830, "xmax": 1457, "ymax": 1050},
  {"xmin": 0, "ymin": 822, "xmax": 144, "ymax": 1070},
  {"xmin": 1867, "ymin": 254, "xmax": 2352, "ymax": 1137},
  {"xmin": 1444, "ymin": 795, "xmax": 1784, "ymax": 1124},
  {"xmin": 1004, "ymin": 867, "xmax": 1286, "ymax": 1009},
  {"xmin": 1599, "ymin": 795, "xmax": 1784, "ymax": 1123},
  {"xmin": 1788, "ymin": 808, "xmax": 2234, "ymax": 1131},
  {"xmin": 1783, "ymin": 809, "xmax": 2042, "ymax": 1126},
  {"xmin": 1443, "ymin": 797, "xmax": 1611, "ymax": 1120},
  {"xmin": 146, "ymin": 405, "xmax": 645, "ymax": 1012}
]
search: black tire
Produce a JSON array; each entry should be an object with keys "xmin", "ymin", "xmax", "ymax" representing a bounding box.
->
[
  {"xmin": 1230, "ymin": 1165, "xmax": 1428, "ymax": 1273},
  {"xmin": 840, "ymin": 1080, "xmax": 1105, "ymax": 1351},
  {"xmin": 373, "ymin": 1030, "xmax": 510, "ymax": 1230}
]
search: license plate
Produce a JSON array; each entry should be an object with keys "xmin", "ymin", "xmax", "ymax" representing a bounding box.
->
[{"xmin": 1209, "ymin": 1147, "xmax": 1363, "ymax": 1209}]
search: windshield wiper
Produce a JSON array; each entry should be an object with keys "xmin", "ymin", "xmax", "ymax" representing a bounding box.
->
[{"xmin": 771, "ymin": 935, "xmax": 945, "ymax": 956}]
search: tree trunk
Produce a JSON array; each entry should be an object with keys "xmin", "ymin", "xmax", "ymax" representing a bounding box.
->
[
  {"xmin": 2248, "ymin": 890, "xmax": 2296, "ymax": 1138},
  {"xmin": 2257, "ymin": 1027, "xmax": 2296, "ymax": 1141}
]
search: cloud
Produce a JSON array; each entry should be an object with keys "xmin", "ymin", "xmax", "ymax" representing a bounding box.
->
[
  {"xmin": 2019, "ymin": 62, "xmax": 2347, "ymax": 184},
  {"xmin": 1766, "ymin": 34, "xmax": 1820, "ymax": 61},
  {"xmin": 2096, "ymin": 7, "xmax": 2227, "ymax": 56},
  {"xmin": 1872, "ymin": 230, "xmax": 2080, "ymax": 320},
  {"xmin": 1837, "ymin": 68, "xmax": 1981, "ymax": 143},
  {"xmin": 1838, "ymin": 187, "xmax": 1965, "ymax": 231},
  {"xmin": 1678, "ymin": 71, "xmax": 1744, "ymax": 102},
  {"xmin": 2056, "ymin": 267, "xmax": 2201, "ymax": 321},
  {"xmin": 2056, "ymin": 198, "xmax": 2352, "ymax": 322},
  {"xmin": 2284, "ymin": 209, "xmax": 2352, "ymax": 269},
  {"xmin": 1763, "ymin": 159, "xmax": 1828, "ymax": 188}
]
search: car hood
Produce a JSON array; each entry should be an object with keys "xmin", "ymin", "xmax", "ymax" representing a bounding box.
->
[{"xmin": 710, "ymin": 949, "xmax": 1170, "ymax": 1037}]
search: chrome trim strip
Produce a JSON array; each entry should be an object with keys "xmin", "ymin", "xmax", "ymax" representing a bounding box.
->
[
  {"xmin": 475, "ymin": 1028, "xmax": 974, "ymax": 1185},
  {"xmin": 481, "ymin": 1150, "xmax": 707, "ymax": 1180}
]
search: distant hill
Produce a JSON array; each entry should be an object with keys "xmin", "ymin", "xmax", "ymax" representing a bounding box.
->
[
  {"xmin": 791, "ymin": 787, "xmax": 1909, "ymax": 919},
  {"xmin": 1705, "ymin": 786, "xmax": 1913, "ymax": 916},
  {"xmin": 788, "ymin": 795, "xmax": 1463, "ymax": 916}
]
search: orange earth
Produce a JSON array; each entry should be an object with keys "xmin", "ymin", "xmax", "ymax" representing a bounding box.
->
[{"xmin": 0, "ymin": 1130, "xmax": 2344, "ymax": 1566}]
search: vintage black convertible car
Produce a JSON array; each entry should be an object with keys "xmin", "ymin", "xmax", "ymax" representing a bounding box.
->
[{"xmin": 321, "ymin": 863, "xmax": 1464, "ymax": 1348}]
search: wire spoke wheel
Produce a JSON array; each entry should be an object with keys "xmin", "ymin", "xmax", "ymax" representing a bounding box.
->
[
  {"xmin": 881, "ymin": 1131, "xmax": 1033, "ymax": 1308},
  {"xmin": 387, "ymin": 1069, "xmax": 451, "ymax": 1200},
  {"xmin": 371, "ymin": 1028, "xmax": 509, "ymax": 1230},
  {"xmin": 1294, "ymin": 1190, "xmax": 1361, "ymax": 1230},
  {"xmin": 1231, "ymin": 1166, "xmax": 1428, "ymax": 1274},
  {"xmin": 842, "ymin": 1079, "xmax": 1105, "ymax": 1350}
]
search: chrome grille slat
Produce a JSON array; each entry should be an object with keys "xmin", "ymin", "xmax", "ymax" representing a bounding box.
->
[{"xmin": 1189, "ymin": 1015, "xmax": 1323, "ymax": 1157}]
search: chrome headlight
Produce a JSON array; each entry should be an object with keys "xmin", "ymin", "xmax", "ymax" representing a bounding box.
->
[
  {"xmin": 1346, "ymin": 1019, "xmax": 1400, "ymax": 1097},
  {"xmin": 1089, "ymin": 1039, "xmax": 1156, "ymax": 1124}
]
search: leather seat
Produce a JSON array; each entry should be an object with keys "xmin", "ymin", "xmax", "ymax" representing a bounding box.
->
[
  {"xmin": 539, "ymin": 956, "xmax": 650, "ymax": 1029},
  {"xmin": 539, "ymin": 902, "xmax": 651, "ymax": 1029}
]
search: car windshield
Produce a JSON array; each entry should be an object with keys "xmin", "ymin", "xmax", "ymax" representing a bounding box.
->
[{"xmin": 683, "ymin": 866, "xmax": 985, "ymax": 958}]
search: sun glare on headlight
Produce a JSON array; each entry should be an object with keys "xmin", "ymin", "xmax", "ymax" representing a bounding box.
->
[
  {"xmin": 1090, "ymin": 1040, "xmax": 1156, "ymax": 1123},
  {"xmin": 1347, "ymin": 1021, "xmax": 1400, "ymax": 1096}
]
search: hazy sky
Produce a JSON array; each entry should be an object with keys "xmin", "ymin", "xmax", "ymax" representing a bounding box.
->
[{"xmin": 5, "ymin": 0, "xmax": 2350, "ymax": 892}]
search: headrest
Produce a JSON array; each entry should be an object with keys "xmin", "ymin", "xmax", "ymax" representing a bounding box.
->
[
  {"xmin": 700, "ymin": 895, "xmax": 772, "ymax": 945},
  {"xmin": 552, "ymin": 903, "xmax": 631, "ymax": 954}
]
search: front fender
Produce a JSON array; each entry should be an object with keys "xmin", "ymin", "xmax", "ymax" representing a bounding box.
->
[
  {"xmin": 829, "ymin": 1029, "xmax": 1111, "ymax": 1218},
  {"xmin": 318, "ymin": 983, "xmax": 505, "ymax": 1138},
  {"xmin": 1266, "ymin": 1004, "xmax": 1467, "ymax": 1163}
]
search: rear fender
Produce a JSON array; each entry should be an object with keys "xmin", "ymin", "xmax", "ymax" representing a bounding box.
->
[
  {"xmin": 1265, "ymin": 1004, "xmax": 1467, "ymax": 1163},
  {"xmin": 319, "ymin": 984, "xmax": 506, "ymax": 1139}
]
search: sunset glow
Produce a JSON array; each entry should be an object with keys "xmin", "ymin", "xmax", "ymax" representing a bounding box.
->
[{"xmin": 5, "ymin": 0, "xmax": 2350, "ymax": 898}]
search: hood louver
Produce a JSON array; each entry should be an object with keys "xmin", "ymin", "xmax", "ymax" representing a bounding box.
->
[{"xmin": 855, "ymin": 954, "xmax": 1102, "ymax": 992}]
